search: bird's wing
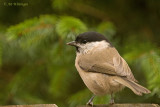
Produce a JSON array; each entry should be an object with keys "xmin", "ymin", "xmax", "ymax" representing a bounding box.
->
[
  {"xmin": 113, "ymin": 56, "xmax": 137, "ymax": 82},
  {"xmin": 79, "ymin": 61, "xmax": 117, "ymax": 75},
  {"xmin": 78, "ymin": 47, "xmax": 137, "ymax": 82}
]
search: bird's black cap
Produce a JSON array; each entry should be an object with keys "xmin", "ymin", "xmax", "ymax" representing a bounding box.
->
[
  {"xmin": 75, "ymin": 31, "xmax": 111, "ymax": 44},
  {"xmin": 67, "ymin": 31, "xmax": 113, "ymax": 52}
]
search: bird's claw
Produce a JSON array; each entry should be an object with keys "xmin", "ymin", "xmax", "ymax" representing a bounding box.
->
[
  {"xmin": 109, "ymin": 93, "xmax": 115, "ymax": 105},
  {"xmin": 109, "ymin": 98, "xmax": 115, "ymax": 105},
  {"xmin": 86, "ymin": 95, "xmax": 95, "ymax": 107},
  {"xmin": 86, "ymin": 101, "xmax": 93, "ymax": 107},
  {"xmin": 109, "ymin": 101, "xmax": 115, "ymax": 105}
]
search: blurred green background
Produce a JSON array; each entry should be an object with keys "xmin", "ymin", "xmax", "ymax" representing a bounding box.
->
[{"xmin": 0, "ymin": 0, "xmax": 160, "ymax": 107}]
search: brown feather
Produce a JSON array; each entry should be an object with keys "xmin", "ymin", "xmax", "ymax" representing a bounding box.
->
[
  {"xmin": 78, "ymin": 47, "xmax": 137, "ymax": 82},
  {"xmin": 113, "ymin": 77, "xmax": 151, "ymax": 95}
]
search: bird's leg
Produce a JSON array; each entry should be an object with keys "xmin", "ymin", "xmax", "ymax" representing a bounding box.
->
[
  {"xmin": 110, "ymin": 93, "xmax": 115, "ymax": 104},
  {"xmin": 86, "ymin": 95, "xmax": 95, "ymax": 106}
]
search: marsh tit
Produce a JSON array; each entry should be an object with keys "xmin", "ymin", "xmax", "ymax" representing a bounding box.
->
[{"xmin": 67, "ymin": 31, "xmax": 150, "ymax": 106}]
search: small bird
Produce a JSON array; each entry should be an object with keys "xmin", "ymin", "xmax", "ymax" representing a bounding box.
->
[{"xmin": 67, "ymin": 31, "xmax": 151, "ymax": 106}]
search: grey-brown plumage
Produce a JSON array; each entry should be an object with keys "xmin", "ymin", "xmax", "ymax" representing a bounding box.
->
[{"xmin": 67, "ymin": 31, "xmax": 151, "ymax": 105}]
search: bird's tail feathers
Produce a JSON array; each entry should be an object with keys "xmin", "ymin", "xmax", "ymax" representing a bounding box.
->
[{"xmin": 114, "ymin": 77, "xmax": 151, "ymax": 96}]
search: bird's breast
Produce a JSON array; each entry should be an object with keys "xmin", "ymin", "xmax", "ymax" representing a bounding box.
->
[{"xmin": 75, "ymin": 55, "xmax": 124, "ymax": 95}]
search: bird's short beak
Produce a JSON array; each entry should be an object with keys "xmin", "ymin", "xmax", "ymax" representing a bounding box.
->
[{"xmin": 66, "ymin": 41, "xmax": 77, "ymax": 47}]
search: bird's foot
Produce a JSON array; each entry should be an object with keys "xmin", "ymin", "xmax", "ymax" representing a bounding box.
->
[
  {"xmin": 86, "ymin": 95, "xmax": 95, "ymax": 107},
  {"xmin": 86, "ymin": 101, "xmax": 93, "ymax": 107},
  {"xmin": 109, "ymin": 98, "xmax": 115, "ymax": 105},
  {"xmin": 109, "ymin": 93, "xmax": 115, "ymax": 105}
]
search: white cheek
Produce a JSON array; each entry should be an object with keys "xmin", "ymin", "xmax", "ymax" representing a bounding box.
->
[
  {"xmin": 86, "ymin": 41, "xmax": 110, "ymax": 50},
  {"xmin": 78, "ymin": 41, "xmax": 110, "ymax": 54}
]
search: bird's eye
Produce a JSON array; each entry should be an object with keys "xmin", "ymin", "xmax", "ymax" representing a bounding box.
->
[{"xmin": 82, "ymin": 40, "xmax": 87, "ymax": 44}]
